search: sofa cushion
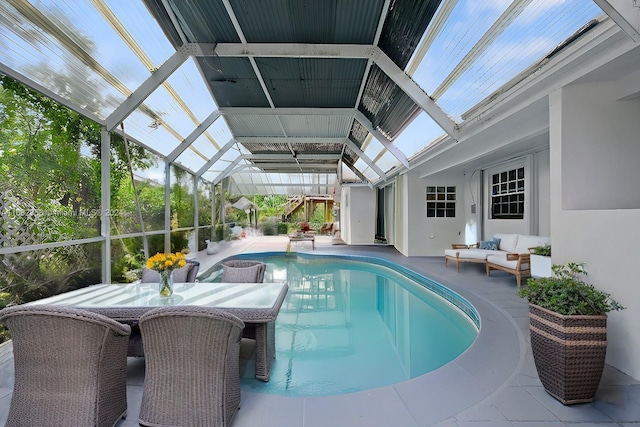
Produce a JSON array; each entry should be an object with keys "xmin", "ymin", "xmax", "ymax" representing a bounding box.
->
[
  {"xmin": 445, "ymin": 249, "xmax": 499, "ymax": 260},
  {"xmin": 514, "ymin": 235, "xmax": 550, "ymax": 254},
  {"xmin": 487, "ymin": 254, "xmax": 529, "ymax": 270},
  {"xmin": 494, "ymin": 233, "xmax": 518, "ymax": 253}
]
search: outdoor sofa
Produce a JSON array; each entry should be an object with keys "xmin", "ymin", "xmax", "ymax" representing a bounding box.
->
[{"xmin": 445, "ymin": 233, "xmax": 550, "ymax": 287}]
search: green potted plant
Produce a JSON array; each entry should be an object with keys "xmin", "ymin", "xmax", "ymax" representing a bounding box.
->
[
  {"xmin": 528, "ymin": 244, "xmax": 551, "ymax": 278},
  {"xmin": 518, "ymin": 262, "xmax": 624, "ymax": 405}
]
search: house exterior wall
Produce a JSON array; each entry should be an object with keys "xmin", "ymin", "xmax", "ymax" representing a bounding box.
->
[
  {"xmin": 340, "ymin": 186, "xmax": 375, "ymax": 245},
  {"xmin": 401, "ymin": 170, "xmax": 467, "ymax": 256},
  {"xmin": 550, "ymin": 84, "xmax": 640, "ymax": 379}
]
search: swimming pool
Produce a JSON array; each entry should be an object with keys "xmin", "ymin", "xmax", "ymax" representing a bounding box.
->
[{"xmin": 204, "ymin": 253, "xmax": 479, "ymax": 397}]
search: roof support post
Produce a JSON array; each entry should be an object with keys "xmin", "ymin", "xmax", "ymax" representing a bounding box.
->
[{"xmin": 100, "ymin": 126, "xmax": 111, "ymax": 284}]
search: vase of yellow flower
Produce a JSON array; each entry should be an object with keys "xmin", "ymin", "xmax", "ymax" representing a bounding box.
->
[{"xmin": 146, "ymin": 252, "xmax": 187, "ymax": 298}]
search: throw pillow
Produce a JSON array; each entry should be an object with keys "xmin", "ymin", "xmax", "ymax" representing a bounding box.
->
[{"xmin": 479, "ymin": 239, "xmax": 499, "ymax": 250}]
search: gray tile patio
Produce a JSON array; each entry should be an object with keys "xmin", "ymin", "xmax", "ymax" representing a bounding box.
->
[{"xmin": 0, "ymin": 235, "xmax": 638, "ymax": 426}]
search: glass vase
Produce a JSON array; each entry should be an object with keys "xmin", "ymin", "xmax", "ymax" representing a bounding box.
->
[{"xmin": 159, "ymin": 270, "xmax": 174, "ymax": 298}]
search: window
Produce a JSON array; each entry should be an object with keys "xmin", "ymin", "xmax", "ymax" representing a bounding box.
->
[
  {"xmin": 426, "ymin": 186, "xmax": 456, "ymax": 217},
  {"xmin": 491, "ymin": 167, "xmax": 525, "ymax": 219}
]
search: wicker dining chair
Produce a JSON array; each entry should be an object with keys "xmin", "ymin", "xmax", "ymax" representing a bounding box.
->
[
  {"xmin": 221, "ymin": 259, "xmax": 266, "ymax": 283},
  {"xmin": 128, "ymin": 259, "xmax": 201, "ymax": 357},
  {"xmin": 0, "ymin": 304, "xmax": 131, "ymax": 427},
  {"xmin": 137, "ymin": 306, "xmax": 244, "ymax": 427},
  {"xmin": 220, "ymin": 259, "xmax": 266, "ymax": 340}
]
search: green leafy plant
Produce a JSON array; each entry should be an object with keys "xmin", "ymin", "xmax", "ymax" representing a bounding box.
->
[
  {"xmin": 530, "ymin": 244, "xmax": 551, "ymax": 257},
  {"xmin": 518, "ymin": 262, "xmax": 624, "ymax": 315}
]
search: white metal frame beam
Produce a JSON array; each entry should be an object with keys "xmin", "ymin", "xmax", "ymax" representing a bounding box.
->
[
  {"xmin": 593, "ymin": 0, "xmax": 640, "ymax": 42},
  {"xmin": 106, "ymin": 46, "xmax": 191, "ymax": 130},
  {"xmin": 201, "ymin": 42, "xmax": 458, "ymax": 140},
  {"xmin": 166, "ymin": 110, "xmax": 222, "ymax": 162},
  {"xmin": 343, "ymin": 139, "xmax": 387, "ymax": 180},
  {"xmin": 245, "ymin": 154, "xmax": 342, "ymax": 161},
  {"xmin": 353, "ymin": 110, "xmax": 409, "ymax": 168},
  {"xmin": 196, "ymin": 138, "xmax": 237, "ymax": 177},
  {"xmin": 236, "ymin": 136, "xmax": 346, "ymax": 144}
]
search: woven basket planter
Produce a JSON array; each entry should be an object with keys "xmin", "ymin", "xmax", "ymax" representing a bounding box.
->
[{"xmin": 528, "ymin": 303, "xmax": 608, "ymax": 405}]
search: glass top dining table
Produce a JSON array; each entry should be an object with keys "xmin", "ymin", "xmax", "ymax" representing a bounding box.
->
[{"xmin": 28, "ymin": 281, "xmax": 289, "ymax": 381}]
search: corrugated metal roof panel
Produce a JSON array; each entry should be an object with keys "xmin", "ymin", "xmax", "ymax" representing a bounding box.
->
[
  {"xmin": 231, "ymin": 0, "xmax": 386, "ymax": 43},
  {"xmin": 160, "ymin": 0, "xmax": 239, "ymax": 43},
  {"xmin": 289, "ymin": 142, "xmax": 343, "ymax": 154},
  {"xmin": 255, "ymin": 58, "xmax": 367, "ymax": 108},
  {"xmin": 198, "ymin": 57, "xmax": 270, "ymax": 107},
  {"xmin": 378, "ymin": 0, "xmax": 443, "ymax": 69},
  {"xmin": 358, "ymin": 65, "xmax": 421, "ymax": 140},
  {"xmin": 225, "ymin": 115, "xmax": 285, "ymax": 137},
  {"xmin": 279, "ymin": 114, "xmax": 353, "ymax": 138}
]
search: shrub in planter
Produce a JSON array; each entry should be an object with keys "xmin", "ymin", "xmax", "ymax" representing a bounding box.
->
[
  {"xmin": 518, "ymin": 262, "xmax": 624, "ymax": 404},
  {"xmin": 529, "ymin": 244, "xmax": 551, "ymax": 257},
  {"xmin": 277, "ymin": 222, "xmax": 288, "ymax": 235}
]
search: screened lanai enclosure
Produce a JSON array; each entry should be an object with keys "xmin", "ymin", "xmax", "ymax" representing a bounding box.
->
[{"xmin": 0, "ymin": 0, "xmax": 632, "ymax": 299}]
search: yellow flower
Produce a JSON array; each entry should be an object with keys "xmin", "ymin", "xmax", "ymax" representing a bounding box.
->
[{"xmin": 146, "ymin": 252, "xmax": 188, "ymax": 272}]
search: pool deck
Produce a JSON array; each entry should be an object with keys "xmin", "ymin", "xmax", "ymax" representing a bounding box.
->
[{"xmin": 1, "ymin": 235, "xmax": 639, "ymax": 426}]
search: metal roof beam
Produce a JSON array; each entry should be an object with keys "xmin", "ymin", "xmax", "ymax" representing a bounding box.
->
[
  {"xmin": 196, "ymin": 138, "xmax": 237, "ymax": 177},
  {"xmin": 236, "ymin": 136, "xmax": 345, "ymax": 144},
  {"xmin": 245, "ymin": 154, "xmax": 342, "ymax": 160},
  {"xmin": 220, "ymin": 107, "xmax": 354, "ymax": 116},
  {"xmin": 257, "ymin": 163, "xmax": 337, "ymax": 170},
  {"xmin": 167, "ymin": 110, "xmax": 222, "ymax": 163},
  {"xmin": 204, "ymin": 42, "xmax": 372, "ymax": 59},
  {"xmin": 353, "ymin": 111, "xmax": 409, "ymax": 169},
  {"xmin": 105, "ymin": 45, "xmax": 190, "ymax": 131},
  {"xmin": 343, "ymin": 164, "xmax": 373, "ymax": 189},
  {"xmin": 371, "ymin": 46, "xmax": 458, "ymax": 140},
  {"xmin": 343, "ymin": 139, "xmax": 386, "ymax": 180},
  {"xmin": 201, "ymin": 43, "xmax": 457, "ymax": 140},
  {"xmin": 212, "ymin": 156, "xmax": 243, "ymax": 185},
  {"xmin": 593, "ymin": 0, "xmax": 640, "ymax": 42}
]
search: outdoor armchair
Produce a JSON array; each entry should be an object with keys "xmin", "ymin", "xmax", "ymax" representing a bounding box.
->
[
  {"xmin": 0, "ymin": 304, "xmax": 130, "ymax": 427},
  {"xmin": 128, "ymin": 259, "xmax": 201, "ymax": 357},
  {"xmin": 137, "ymin": 306, "xmax": 244, "ymax": 427}
]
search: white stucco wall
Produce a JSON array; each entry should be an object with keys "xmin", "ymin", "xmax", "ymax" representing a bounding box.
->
[
  {"xmin": 550, "ymin": 85, "xmax": 640, "ymax": 379},
  {"xmin": 340, "ymin": 186, "xmax": 375, "ymax": 245},
  {"xmin": 402, "ymin": 170, "xmax": 467, "ymax": 256}
]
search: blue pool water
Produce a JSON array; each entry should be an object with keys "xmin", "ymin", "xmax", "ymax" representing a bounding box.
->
[{"xmin": 206, "ymin": 253, "xmax": 478, "ymax": 397}]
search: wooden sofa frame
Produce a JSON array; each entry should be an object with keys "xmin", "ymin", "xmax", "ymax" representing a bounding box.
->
[
  {"xmin": 485, "ymin": 253, "xmax": 531, "ymax": 288},
  {"xmin": 444, "ymin": 243, "xmax": 482, "ymax": 272}
]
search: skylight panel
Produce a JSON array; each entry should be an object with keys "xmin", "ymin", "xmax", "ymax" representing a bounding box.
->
[
  {"xmin": 393, "ymin": 112, "xmax": 445, "ymax": 158},
  {"xmin": 121, "ymin": 109, "xmax": 182, "ymax": 156},
  {"xmin": 354, "ymin": 159, "xmax": 380, "ymax": 182},
  {"xmin": 105, "ymin": 0, "xmax": 174, "ymax": 66},
  {"xmin": 362, "ymin": 137, "xmax": 385, "ymax": 160},
  {"xmin": 411, "ymin": 2, "xmax": 510, "ymax": 94},
  {"xmin": 0, "ymin": 1, "xmax": 126, "ymax": 119},
  {"xmin": 438, "ymin": 0, "xmax": 602, "ymax": 120},
  {"xmin": 376, "ymin": 151, "xmax": 401, "ymax": 173}
]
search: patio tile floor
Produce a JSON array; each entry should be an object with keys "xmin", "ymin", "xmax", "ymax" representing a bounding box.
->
[{"xmin": 0, "ymin": 235, "xmax": 638, "ymax": 426}]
